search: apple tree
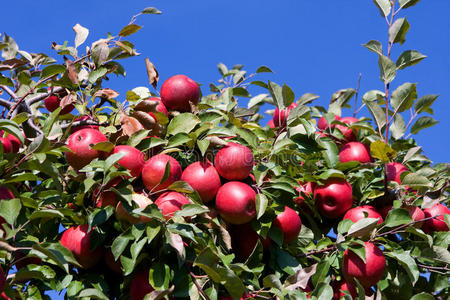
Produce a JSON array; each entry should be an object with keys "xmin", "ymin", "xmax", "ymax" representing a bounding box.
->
[{"xmin": 0, "ymin": 1, "xmax": 449, "ymax": 299}]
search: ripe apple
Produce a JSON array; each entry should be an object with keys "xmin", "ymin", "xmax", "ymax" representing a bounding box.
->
[
  {"xmin": 71, "ymin": 115, "xmax": 99, "ymax": 133},
  {"xmin": 294, "ymin": 182, "xmax": 315, "ymax": 205},
  {"xmin": 104, "ymin": 249, "xmax": 122, "ymax": 274},
  {"xmin": 0, "ymin": 266, "xmax": 4, "ymax": 293},
  {"xmin": 141, "ymin": 154, "xmax": 182, "ymax": 193},
  {"xmin": 267, "ymin": 119, "xmax": 275, "ymax": 128},
  {"xmin": 318, "ymin": 115, "xmax": 341, "ymax": 130},
  {"xmin": 130, "ymin": 268, "xmax": 154, "ymax": 300},
  {"xmin": 60, "ymin": 225, "xmax": 103, "ymax": 269},
  {"xmin": 342, "ymin": 241, "xmax": 386, "ymax": 289},
  {"xmin": 0, "ymin": 135, "xmax": 12, "ymax": 153},
  {"xmin": 215, "ymin": 142, "xmax": 254, "ymax": 180},
  {"xmin": 273, "ymin": 206, "xmax": 302, "ymax": 243},
  {"xmin": 44, "ymin": 95, "xmax": 74, "ymax": 115},
  {"xmin": 112, "ymin": 145, "xmax": 145, "ymax": 178},
  {"xmin": 181, "ymin": 161, "xmax": 221, "ymax": 203},
  {"xmin": 147, "ymin": 97, "xmax": 169, "ymax": 121},
  {"xmin": 273, "ymin": 103, "xmax": 298, "ymax": 128},
  {"xmin": 423, "ymin": 203, "xmax": 450, "ymax": 233},
  {"xmin": 216, "ymin": 181, "xmax": 256, "ymax": 224},
  {"xmin": 335, "ymin": 117, "xmax": 359, "ymax": 141},
  {"xmin": 115, "ymin": 193, "xmax": 153, "ymax": 224},
  {"xmin": 155, "ymin": 191, "xmax": 191, "ymax": 220},
  {"xmin": 331, "ymin": 280, "xmax": 357, "ymax": 299},
  {"xmin": 160, "ymin": 75, "xmax": 200, "ymax": 112},
  {"xmin": 339, "ymin": 142, "xmax": 371, "ymax": 163},
  {"xmin": 93, "ymin": 189, "xmax": 118, "ymax": 208},
  {"xmin": 314, "ymin": 178, "xmax": 353, "ymax": 218},
  {"xmin": 0, "ymin": 131, "xmax": 22, "ymax": 153},
  {"xmin": 229, "ymin": 222, "xmax": 271, "ymax": 259},
  {"xmin": 343, "ymin": 205, "xmax": 383, "ymax": 225},
  {"xmin": 65, "ymin": 128, "xmax": 108, "ymax": 170},
  {"xmin": 385, "ymin": 162, "xmax": 408, "ymax": 184}
]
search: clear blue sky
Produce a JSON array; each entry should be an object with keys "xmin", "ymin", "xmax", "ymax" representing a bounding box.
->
[{"xmin": 2, "ymin": 0, "xmax": 448, "ymax": 298}]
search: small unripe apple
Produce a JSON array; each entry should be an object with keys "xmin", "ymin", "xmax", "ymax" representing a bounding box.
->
[
  {"xmin": 115, "ymin": 193, "xmax": 153, "ymax": 224},
  {"xmin": 65, "ymin": 128, "xmax": 108, "ymax": 170},
  {"xmin": 215, "ymin": 142, "xmax": 254, "ymax": 180},
  {"xmin": 71, "ymin": 115, "xmax": 99, "ymax": 133},
  {"xmin": 160, "ymin": 75, "xmax": 200, "ymax": 112},
  {"xmin": 155, "ymin": 191, "xmax": 191, "ymax": 220},
  {"xmin": 181, "ymin": 161, "xmax": 221, "ymax": 203},
  {"xmin": 342, "ymin": 241, "xmax": 386, "ymax": 289},
  {"xmin": 60, "ymin": 225, "xmax": 103, "ymax": 269},
  {"xmin": 343, "ymin": 205, "xmax": 383, "ymax": 225},
  {"xmin": 130, "ymin": 268, "xmax": 155, "ymax": 300},
  {"xmin": 142, "ymin": 154, "xmax": 182, "ymax": 193},
  {"xmin": 273, "ymin": 103, "xmax": 298, "ymax": 128},
  {"xmin": 335, "ymin": 117, "xmax": 359, "ymax": 141},
  {"xmin": 314, "ymin": 178, "xmax": 353, "ymax": 218},
  {"xmin": 331, "ymin": 280, "xmax": 357, "ymax": 299},
  {"xmin": 216, "ymin": 181, "xmax": 256, "ymax": 224},
  {"xmin": 339, "ymin": 142, "xmax": 371, "ymax": 163},
  {"xmin": 273, "ymin": 206, "xmax": 302, "ymax": 243},
  {"xmin": 229, "ymin": 222, "xmax": 271, "ymax": 259},
  {"xmin": 147, "ymin": 97, "xmax": 169, "ymax": 121},
  {"xmin": 0, "ymin": 265, "xmax": 5, "ymax": 293},
  {"xmin": 318, "ymin": 115, "xmax": 341, "ymax": 130},
  {"xmin": 112, "ymin": 145, "xmax": 145, "ymax": 178},
  {"xmin": 44, "ymin": 95, "xmax": 74, "ymax": 115},
  {"xmin": 294, "ymin": 182, "xmax": 315, "ymax": 205},
  {"xmin": 93, "ymin": 189, "xmax": 118, "ymax": 208},
  {"xmin": 423, "ymin": 203, "xmax": 450, "ymax": 233},
  {"xmin": 104, "ymin": 249, "xmax": 122, "ymax": 274},
  {"xmin": 385, "ymin": 162, "xmax": 408, "ymax": 184}
]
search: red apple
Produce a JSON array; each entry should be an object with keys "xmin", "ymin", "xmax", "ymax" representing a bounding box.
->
[
  {"xmin": 130, "ymin": 268, "xmax": 154, "ymax": 300},
  {"xmin": 104, "ymin": 249, "xmax": 122, "ymax": 274},
  {"xmin": 335, "ymin": 117, "xmax": 359, "ymax": 141},
  {"xmin": 332, "ymin": 280, "xmax": 357, "ymax": 299},
  {"xmin": 216, "ymin": 181, "xmax": 256, "ymax": 224},
  {"xmin": 378, "ymin": 205, "xmax": 392, "ymax": 220},
  {"xmin": 273, "ymin": 206, "xmax": 302, "ymax": 243},
  {"xmin": 342, "ymin": 241, "xmax": 386, "ymax": 289},
  {"xmin": 0, "ymin": 135, "xmax": 12, "ymax": 153},
  {"xmin": 160, "ymin": 75, "xmax": 200, "ymax": 112},
  {"xmin": 93, "ymin": 189, "xmax": 118, "ymax": 208},
  {"xmin": 267, "ymin": 119, "xmax": 275, "ymax": 128},
  {"xmin": 0, "ymin": 131, "xmax": 22, "ymax": 153},
  {"xmin": 339, "ymin": 142, "xmax": 371, "ymax": 163},
  {"xmin": 318, "ymin": 115, "xmax": 341, "ymax": 130},
  {"xmin": 0, "ymin": 292, "xmax": 12, "ymax": 300},
  {"xmin": 44, "ymin": 95, "xmax": 74, "ymax": 115},
  {"xmin": 0, "ymin": 266, "xmax": 5, "ymax": 293},
  {"xmin": 215, "ymin": 142, "xmax": 254, "ymax": 180},
  {"xmin": 112, "ymin": 145, "xmax": 145, "ymax": 178},
  {"xmin": 155, "ymin": 191, "xmax": 191, "ymax": 220},
  {"xmin": 423, "ymin": 203, "xmax": 450, "ymax": 233},
  {"xmin": 385, "ymin": 162, "xmax": 408, "ymax": 184},
  {"xmin": 142, "ymin": 154, "xmax": 182, "ymax": 193},
  {"xmin": 181, "ymin": 161, "xmax": 221, "ymax": 203},
  {"xmin": 405, "ymin": 205, "xmax": 425, "ymax": 226},
  {"xmin": 65, "ymin": 128, "xmax": 108, "ymax": 170},
  {"xmin": 60, "ymin": 225, "xmax": 103, "ymax": 269},
  {"xmin": 71, "ymin": 115, "xmax": 99, "ymax": 133},
  {"xmin": 0, "ymin": 186, "xmax": 14, "ymax": 227},
  {"xmin": 229, "ymin": 223, "xmax": 271, "ymax": 259},
  {"xmin": 314, "ymin": 178, "xmax": 353, "ymax": 218},
  {"xmin": 115, "ymin": 193, "xmax": 153, "ymax": 224},
  {"xmin": 273, "ymin": 103, "xmax": 298, "ymax": 128},
  {"xmin": 147, "ymin": 97, "xmax": 169, "ymax": 121},
  {"xmin": 294, "ymin": 182, "xmax": 315, "ymax": 205},
  {"xmin": 343, "ymin": 205, "xmax": 383, "ymax": 225}
]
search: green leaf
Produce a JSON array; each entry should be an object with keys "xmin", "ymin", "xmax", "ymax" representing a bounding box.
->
[
  {"xmin": 0, "ymin": 119, "xmax": 24, "ymax": 144},
  {"xmin": 142, "ymin": 7, "xmax": 162, "ymax": 14},
  {"xmin": 390, "ymin": 82, "xmax": 417, "ymax": 113},
  {"xmin": 248, "ymin": 93, "xmax": 269, "ymax": 109},
  {"xmin": 311, "ymin": 258, "xmax": 331, "ymax": 287},
  {"xmin": 282, "ymin": 84, "xmax": 295, "ymax": 106},
  {"xmin": 370, "ymin": 141, "xmax": 397, "ymax": 163},
  {"xmin": 384, "ymin": 208, "xmax": 412, "ymax": 227},
  {"xmin": 0, "ymin": 198, "xmax": 21, "ymax": 225},
  {"xmin": 91, "ymin": 141, "xmax": 115, "ymax": 153},
  {"xmin": 167, "ymin": 133, "xmax": 191, "ymax": 148},
  {"xmin": 174, "ymin": 204, "xmax": 209, "ymax": 218},
  {"xmin": 414, "ymin": 94, "xmax": 438, "ymax": 114},
  {"xmin": 372, "ymin": 0, "xmax": 391, "ymax": 17},
  {"xmin": 396, "ymin": 50, "xmax": 426, "ymax": 70},
  {"xmin": 118, "ymin": 24, "xmax": 142, "ymax": 37},
  {"xmin": 255, "ymin": 193, "xmax": 268, "ymax": 219},
  {"xmin": 348, "ymin": 218, "xmax": 380, "ymax": 237},
  {"xmin": 88, "ymin": 67, "xmax": 107, "ymax": 83},
  {"xmin": 4, "ymin": 173, "xmax": 39, "ymax": 183},
  {"xmin": 365, "ymin": 100, "xmax": 386, "ymax": 131},
  {"xmin": 389, "ymin": 18, "xmax": 410, "ymax": 45},
  {"xmin": 422, "ymin": 246, "xmax": 450, "ymax": 264},
  {"xmin": 389, "ymin": 113, "xmax": 406, "ymax": 139},
  {"xmin": 337, "ymin": 219, "xmax": 354, "ymax": 234},
  {"xmin": 386, "ymin": 251, "xmax": 419, "ymax": 284},
  {"xmin": 362, "ymin": 40, "xmax": 383, "ymax": 56},
  {"xmin": 378, "ymin": 55, "xmax": 397, "ymax": 84},
  {"xmin": 30, "ymin": 209, "xmax": 64, "ymax": 220},
  {"xmin": 268, "ymin": 81, "xmax": 285, "ymax": 110},
  {"xmin": 167, "ymin": 181, "xmax": 194, "ymax": 193},
  {"xmin": 311, "ymin": 282, "xmax": 334, "ymax": 300},
  {"xmin": 399, "ymin": 0, "xmax": 421, "ymax": 9},
  {"xmin": 111, "ymin": 235, "xmax": 131, "ymax": 260},
  {"xmin": 160, "ymin": 160, "xmax": 171, "ymax": 185},
  {"xmin": 320, "ymin": 139, "xmax": 339, "ymax": 168},
  {"xmin": 167, "ymin": 113, "xmax": 201, "ymax": 135},
  {"xmin": 410, "ymin": 116, "xmax": 438, "ymax": 134},
  {"xmin": 40, "ymin": 64, "xmax": 66, "ymax": 79},
  {"xmin": 149, "ymin": 262, "xmax": 170, "ymax": 290},
  {"xmin": 401, "ymin": 173, "xmax": 432, "ymax": 188},
  {"xmin": 197, "ymin": 139, "xmax": 210, "ymax": 156},
  {"xmin": 73, "ymin": 23, "xmax": 89, "ymax": 48},
  {"xmin": 256, "ymin": 66, "xmax": 273, "ymax": 73},
  {"xmin": 127, "ymin": 130, "xmax": 150, "ymax": 147},
  {"xmin": 78, "ymin": 288, "xmax": 109, "ymax": 300}
]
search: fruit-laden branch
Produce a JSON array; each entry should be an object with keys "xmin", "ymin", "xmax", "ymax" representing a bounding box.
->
[
  {"xmin": 374, "ymin": 215, "xmax": 440, "ymax": 239},
  {"xmin": 26, "ymin": 86, "xmax": 65, "ymax": 106},
  {"xmin": 60, "ymin": 119, "xmax": 108, "ymax": 129}
]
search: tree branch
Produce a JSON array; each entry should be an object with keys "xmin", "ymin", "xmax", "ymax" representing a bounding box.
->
[
  {"xmin": 0, "ymin": 97, "xmax": 12, "ymax": 109},
  {"xmin": 60, "ymin": 120, "xmax": 107, "ymax": 129},
  {"xmin": 26, "ymin": 86, "xmax": 65, "ymax": 106},
  {"xmin": 189, "ymin": 270, "xmax": 211, "ymax": 300},
  {"xmin": 0, "ymin": 85, "xmax": 18, "ymax": 100}
]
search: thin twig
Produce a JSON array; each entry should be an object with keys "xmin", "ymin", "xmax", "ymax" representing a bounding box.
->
[
  {"xmin": 189, "ymin": 270, "xmax": 211, "ymax": 300},
  {"xmin": 0, "ymin": 85, "xmax": 18, "ymax": 99},
  {"xmin": 353, "ymin": 73, "xmax": 362, "ymax": 117},
  {"xmin": 0, "ymin": 97, "xmax": 13, "ymax": 108}
]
